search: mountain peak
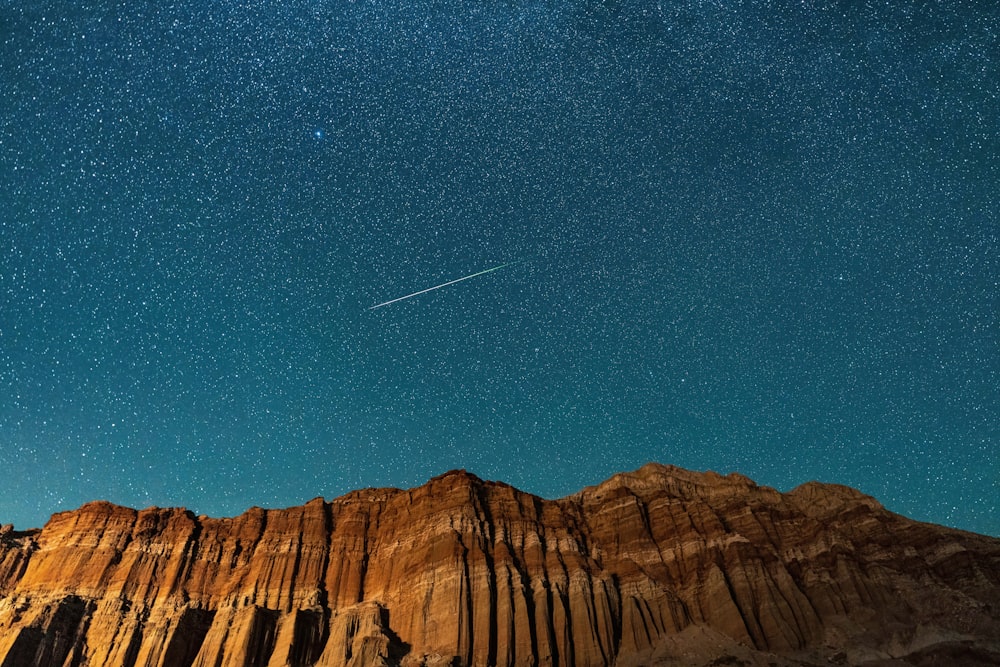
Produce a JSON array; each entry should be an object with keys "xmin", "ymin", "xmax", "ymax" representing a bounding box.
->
[{"xmin": 1, "ymin": 465, "xmax": 997, "ymax": 666}]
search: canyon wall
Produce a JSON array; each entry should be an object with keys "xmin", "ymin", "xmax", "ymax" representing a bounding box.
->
[{"xmin": 1, "ymin": 463, "xmax": 998, "ymax": 666}]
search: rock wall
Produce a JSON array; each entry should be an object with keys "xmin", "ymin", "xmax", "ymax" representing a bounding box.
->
[{"xmin": 1, "ymin": 464, "xmax": 998, "ymax": 666}]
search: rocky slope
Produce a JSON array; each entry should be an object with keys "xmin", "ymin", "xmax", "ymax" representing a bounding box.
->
[{"xmin": 1, "ymin": 463, "xmax": 998, "ymax": 667}]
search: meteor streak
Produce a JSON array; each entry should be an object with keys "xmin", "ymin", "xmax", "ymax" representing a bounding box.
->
[{"xmin": 368, "ymin": 262, "xmax": 520, "ymax": 310}]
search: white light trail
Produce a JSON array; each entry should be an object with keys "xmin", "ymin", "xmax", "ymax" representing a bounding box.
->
[{"xmin": 368, "ymin": 262, "xmax": 520, "ymax": 310}]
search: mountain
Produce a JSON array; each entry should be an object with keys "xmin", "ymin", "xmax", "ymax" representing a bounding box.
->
[{"xmin": 1, "ymin": 463, "xmax": 998, "ymax": 666}]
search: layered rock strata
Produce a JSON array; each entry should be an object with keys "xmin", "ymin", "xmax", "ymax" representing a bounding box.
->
[{"xmin": 1, "ymin": 464, "xmax": 998, "ymax": 666}]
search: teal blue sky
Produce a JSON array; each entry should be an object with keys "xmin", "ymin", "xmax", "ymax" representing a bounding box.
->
[{"xmin": 1, "ymin": 0, "xmax": 997, "ymax": 535}]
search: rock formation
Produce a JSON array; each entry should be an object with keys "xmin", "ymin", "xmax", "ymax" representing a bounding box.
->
[{"xmin": 1, "ymin": 463, "xmax": 998, "ymax": 666}]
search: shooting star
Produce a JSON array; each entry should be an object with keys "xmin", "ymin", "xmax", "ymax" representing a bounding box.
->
[{"xmin": 369, "ymin": 261, "xmax": 520, "ymax": 310}]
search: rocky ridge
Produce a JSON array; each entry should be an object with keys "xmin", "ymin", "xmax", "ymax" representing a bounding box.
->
[{"xmin": 1, "ymin": 463, "xmax": 998, "ymax": 666}]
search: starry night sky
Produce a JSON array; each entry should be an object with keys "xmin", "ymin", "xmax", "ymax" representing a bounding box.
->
[{"xmin": 1, "ymin": 1, "xmax": 997, "ymax": 535}]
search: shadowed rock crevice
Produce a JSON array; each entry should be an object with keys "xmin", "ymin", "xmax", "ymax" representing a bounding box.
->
[
  {"xmin": 159, "ymin": 607, "xmax": 214, "ymax": 667},
  {"xmin": 0, "ymin": 595, "xmax": 92, "ymax": 667},
  {"xmin": 0, "ymin": 464, "xmax": 998, "ymax": 666},
  {"xmin": 288, "ymin": 609, "xmax": 329, "ymax": 666},
  {"xmin": 118, "ymin": 619, "xmax": 143, "ymax": 667}
]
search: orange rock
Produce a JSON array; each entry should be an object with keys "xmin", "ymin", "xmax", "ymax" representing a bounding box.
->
[{"xmin": 0, "ymin": 464, "xmax": 998, "ymax": 666}]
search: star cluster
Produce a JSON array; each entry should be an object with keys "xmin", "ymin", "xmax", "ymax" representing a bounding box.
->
[{"xmin": 1, "ymin": 0, "xmax": 997, "ymax": 535}]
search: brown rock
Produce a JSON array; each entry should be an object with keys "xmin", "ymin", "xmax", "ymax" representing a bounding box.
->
[{"xmin": 0, "ymin": 463, "xmax": 998, "ymax": 666}]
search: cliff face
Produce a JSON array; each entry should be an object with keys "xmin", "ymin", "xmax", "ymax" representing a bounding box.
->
[{"xmin": 1, "ymin": 464, "xmax": 998, "ymax": 667}]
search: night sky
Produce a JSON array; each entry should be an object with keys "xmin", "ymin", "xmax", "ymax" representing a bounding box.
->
[{"xmin": 2, "ymin": 0, "xmax": 997, "ymax": 536}]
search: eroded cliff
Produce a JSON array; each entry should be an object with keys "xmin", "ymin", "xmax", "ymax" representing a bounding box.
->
[{"xmin": 1, "ymin": 464, "xmax": 998, "ymax": 666}]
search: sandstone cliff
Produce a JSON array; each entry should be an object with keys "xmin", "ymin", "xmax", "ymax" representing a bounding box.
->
[{"xmin": 1, "ymin": 464, "xmax": 998, "ymax": 667}]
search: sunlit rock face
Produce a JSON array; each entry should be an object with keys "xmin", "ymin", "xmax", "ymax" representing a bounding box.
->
[{"xmin": 1, "ymin": 463, "xmax": 999, "ymax": 667}]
